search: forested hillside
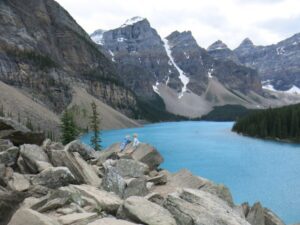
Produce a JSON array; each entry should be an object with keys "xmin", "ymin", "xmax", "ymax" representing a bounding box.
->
[{"xmin": 232, "ymin": 104, "xmax": 300, "ymax": 142}]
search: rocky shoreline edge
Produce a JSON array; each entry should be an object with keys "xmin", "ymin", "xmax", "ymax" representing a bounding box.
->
[{"xmin": 0, "ymin": 117, "xmax": 293, "ymax": 225}]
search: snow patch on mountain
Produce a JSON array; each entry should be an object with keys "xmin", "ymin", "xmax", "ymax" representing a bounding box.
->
[
  {"xmin": 91, "ymin": 32, "xmax": 104, "ymax": 45},
  {"xmin": 163, "ymin": 38, "xmax": 189, "ymax": 99},
  {"xmin": 108, "ymin": 50, "xmax": 116, "ymax": 62},
  {"xmin": 262, "ymin": 81, "xmax": 300, "ymax": 95},
  {"xmin": 121, "ymin": 17, "xmax": 145, "ymax": 27},
  {"xmin": 152, "ymin": 82, "xmax": 160, "ymax": 95}
]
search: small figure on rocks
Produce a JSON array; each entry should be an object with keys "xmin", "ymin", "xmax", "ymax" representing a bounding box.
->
[
  {"xmin": 133, "ymin": 133, "xmax": 140, "ymax": 149},
  {"xmin": 120, "ymin": 135, "xmax": 131, "ymax": 152}
]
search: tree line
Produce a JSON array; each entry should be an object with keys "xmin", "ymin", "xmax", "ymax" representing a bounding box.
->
[
  {"xmin": 60, "ymin": 101, "xmax": 102, "ymax": 150},
  {"xmin": 232, "ymin": 103, "xmax": 300, "ymax": 142}
]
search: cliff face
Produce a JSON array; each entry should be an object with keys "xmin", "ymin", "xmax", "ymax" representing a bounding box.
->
[{"xmin": 0, "ymin": 0, "xmax": 138, "ymax": 117}]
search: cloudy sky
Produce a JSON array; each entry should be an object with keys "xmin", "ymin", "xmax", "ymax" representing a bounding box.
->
[{"xmin": 56, "ymin": 0, "xmax": 300, "ymax": 49}]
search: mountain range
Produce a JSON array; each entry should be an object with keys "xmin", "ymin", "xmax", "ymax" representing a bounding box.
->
[
  {"xmin": 91, "ymin": 16, "xmax": 300, "ymax": 117},
  {"xmin": 1, "ymin": 0, "xmax": 300, "ymax": 136}
]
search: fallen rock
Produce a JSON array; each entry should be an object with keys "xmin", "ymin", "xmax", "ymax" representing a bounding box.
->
[
  {"xmin": 164, "ymin": 189, "xmax": 250, "ymax": 225},
  {"xmin": 0, "ymin": 146, "xmax": 19, "ymax": 166},
  {"xmin": 0, "ymin": 117, "xmax": 45, "ymax": 146},
  {"xmin": 32, "ymin": 167, "xmax": 76, "ymax": 189},
  {"xmin": 264, "ymin": 208, "xmax": 285, "ymax": 225},
  {"xmin": 48, "ymin": 149, "xmax": 101, "ymax": 187},
  {"xmin": 88, "ymin": 217, "xmax": 138, "ymax": 225},
  {"xmin": 72, "ymin": 184, "xmax": 123, "ymax": 214},
  {"xmin": 65, "ymin": 140, "xmax": 96, "ymax": 161},
  {"xmin": 117, "ymin": 196, "xmax": 176, "ymax": 225},
  {"xmin": 145, "ymin": 192, "xmax": 165, "ymax": 206},
  {"xmin": 7, "ymin": 208, "xmax": 60, "ymax": 225},
  {"xmin": 95, "ymin": 143, "xmax": 120, "ymax": 166},
  {"xmin": 7, "ymin": 172, "xmax": 31, "ymax": 192},
  {"xmin": 200, "ymin": 181, "xmax": 234, "ymax": 207},
  {"xmin": 152, "ymin": 169, "xmax": 205, "ymax": 197},
  {"xmin": 20, "ymin": 144, "xmax": 52, "ymax": 174},
  {"xmin": 247, "ymin": 202, "xmax": 265, "ymax": 225},
  {"xmin": 0, "ymin": 191, "xmax": 26, "ymax": 225},
  {"xmin": 123, "ymin": 177, "xmax": 149, "ymax": 198},
  {"xmin": 125, "ymin": 143, "xmax": 164, "ymax": 170},
  {"xmin": 58, "ymin": 213, "xmax": 98, "ymax": 225},
  {"xmin": 147, "ymin": 173, "xmax": 167, "ymax": 185},
  {"xmin": 115, "ymin": 159, "xmax": 149, "ymax": 178}
]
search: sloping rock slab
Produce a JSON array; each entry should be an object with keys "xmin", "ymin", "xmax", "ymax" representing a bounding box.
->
[
  {"xmin": 58, "ymin": 213, "xmax": 98, "ymax": 225},
  {"xmin": 72, "ymin": 184, "xmax": 122, "ymax": 213},
  {"xmin": 264, "ymin": 208, "xmax": 285, "ymax": 225},
  {"xmin": 48, "ymin": 149, "xmax": 101, "ymax": 187},
  {"xmin": 8, "ymin": 208, "xmax": 60, "ymax": 225},
  {"xmin": 117, "ymin": 196, "xmax": 176, "ymax": 225},
  {"xmin": 164, "ymin": 189, "xmax": 250, "ymax": 225}
]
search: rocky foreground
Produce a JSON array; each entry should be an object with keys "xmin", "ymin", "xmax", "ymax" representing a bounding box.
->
[{"xmin": 0, "ymin": 117, "xmax": 291, "ymax": 225}]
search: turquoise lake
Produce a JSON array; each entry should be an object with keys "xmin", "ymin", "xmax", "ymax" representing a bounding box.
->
[{"xmin": 81, "ymin": 121, "xmax": 300, "ymax": 224}]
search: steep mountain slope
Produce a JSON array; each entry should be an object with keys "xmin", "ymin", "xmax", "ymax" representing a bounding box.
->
[
  {"xmin": 91, "ymin": 18, "xmax": 265, "ymax": 117},
  {"xmin": 0, "ymin": 0, "xmax": 142, "ymax": 133}
]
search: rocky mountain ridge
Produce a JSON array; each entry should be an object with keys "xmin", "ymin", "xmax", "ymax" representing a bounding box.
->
[
  {"xmin": 208, "ymin": 34, "xmax": 300, "ymax": 92},
  {"xmin": 91, "ymin": 17, "xmax": 299, "ymax": 118},
  {"xmin": 0, "ymin": 117, "xmax": 290, "ymax": 225}
]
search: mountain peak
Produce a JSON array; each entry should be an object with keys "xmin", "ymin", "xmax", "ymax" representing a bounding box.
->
[
  {"xmin": 207, "ymin": 40, "xmax": 228, "ymax": 51},
  {"xmin": 121, "ymin": 16, "xmax": 147, "ymax": 27},
  {"xmin": 239, "ymin": 38, "xmax": 254, "ymax": 47}
]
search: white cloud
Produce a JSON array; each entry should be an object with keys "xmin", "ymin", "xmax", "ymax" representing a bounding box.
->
[{"xmin": 55, "ymin": 0, "xmax": 300, "ymax": 49}]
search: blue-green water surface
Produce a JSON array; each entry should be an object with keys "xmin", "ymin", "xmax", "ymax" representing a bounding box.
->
[{"xmin": 81, "ymin": 121, "xmax": 300, "ymax": 224}]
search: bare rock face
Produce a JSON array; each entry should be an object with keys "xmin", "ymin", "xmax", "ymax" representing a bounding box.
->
[
  {"xmin": 164, "ymin": 189, "xmax": 250, "ymax": 225},
  {"xmin": 58, "ymin": 212, "xmax": 98, "ymax": 225},
  {"xmin": 7, "ymin": 208, "xmax": 60, "ymax": 225},
  {"xmin": 7, "ymin": 172, "xmax": 31, "ymax": 192},
  {"xmin": 0, "ymin": 118, "xmax": 45, "ymax": 146},
  {"xmin": 117, "ymin": 196, "xmax": 177, "ymax": 225}
]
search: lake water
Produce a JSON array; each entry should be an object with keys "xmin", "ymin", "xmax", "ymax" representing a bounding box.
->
[{"xmin": 81, "ymin": 121, "xmax": 300, "ymax": 224}]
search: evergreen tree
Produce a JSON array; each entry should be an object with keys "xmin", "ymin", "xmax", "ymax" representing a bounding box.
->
[
  {"xmin": 60, "ymin": 110, "xmax": 78, "ymax": 145},
  {"xmin": 89, "ymin": 102, "xmax": 101, "ymax": 151}
]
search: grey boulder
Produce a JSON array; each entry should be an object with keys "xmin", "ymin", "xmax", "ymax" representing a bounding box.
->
[
  {"xmin": 20, "ymin": 144, "xmax": 52, "ymax": 174},
  {"xmin": 32, "ymin": 167, "xmax": 76, "ymax": 189},
  {"xmin": 117, "ymin": 196, "xmax": 177, "ymax": 225}
]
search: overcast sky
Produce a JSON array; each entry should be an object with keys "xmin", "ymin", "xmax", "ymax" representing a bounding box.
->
[{"xmin": 56, "ymin": 0, "xmax": 300, "ymax": 49}]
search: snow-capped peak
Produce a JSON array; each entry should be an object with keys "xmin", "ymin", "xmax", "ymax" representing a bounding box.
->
[{"xmin": 121, "ymin": 17, "xmax": 145, "ymax": 28}]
